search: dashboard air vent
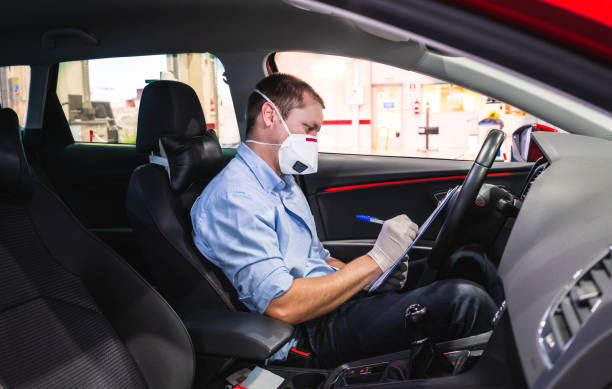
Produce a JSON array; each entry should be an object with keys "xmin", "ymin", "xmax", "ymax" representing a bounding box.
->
[{"xmin": 538, "ymin": 247, "xmax": 612, "ymax": 367}]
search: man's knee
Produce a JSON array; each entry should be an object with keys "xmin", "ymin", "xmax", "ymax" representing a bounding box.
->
[
  {"xmin": 442, "ymin": 279, "xmax": 496, "ymax": 309},
  {"xmin": 426, "ymin": 279, "xmax": 497, "ymax": 337}
]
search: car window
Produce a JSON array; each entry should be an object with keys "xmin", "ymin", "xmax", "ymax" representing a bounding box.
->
[
  {"xmin": 56, "ymin": 53, "xmax": 240, "ymax": 147},
  {"xmin": 0, "ymin": 65, "xmax": 30, "ymax": 126},
  {"xmin": 274, "ymin": 51, "xmax": 561, "ymax": 161}
]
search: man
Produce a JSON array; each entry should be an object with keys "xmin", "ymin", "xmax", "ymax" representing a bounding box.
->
[{"xmin": 191, "ymin": 74, "xmax": 496, "ymax": 368}]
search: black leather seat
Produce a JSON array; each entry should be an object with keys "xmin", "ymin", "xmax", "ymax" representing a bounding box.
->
[
  {"xmin": 125, "ymin": 81, "xmax": 294, "ymax": 364},
  {"xmin": 0, "ymin": 107, "xmax": 194, "ymax": 388},
  {"xmin": 126, "ymin": 80, "xmax": 240, "ymax": 316}
]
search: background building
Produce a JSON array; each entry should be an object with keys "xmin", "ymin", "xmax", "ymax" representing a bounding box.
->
[
  {"xmin": 275, "ymin": 52, "xmax": 556, "ymax": 160},
  {"xmin": 0, "ymin": 65, "xmax": 30, "ymax": 125}
]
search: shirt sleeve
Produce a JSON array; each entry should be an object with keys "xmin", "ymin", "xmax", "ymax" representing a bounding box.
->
[
  {"xmin": 192, "ymin": 191, "xmax": 294, "ymax": 314},
  {"xmin": 313, "ymin": 236, "xmax": 331, "ymax": 261}
]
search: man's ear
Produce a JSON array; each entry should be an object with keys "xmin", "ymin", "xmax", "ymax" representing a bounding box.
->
[{"xmin": 261, "ymin": 102, "xmax": 275, "ymax": 127}]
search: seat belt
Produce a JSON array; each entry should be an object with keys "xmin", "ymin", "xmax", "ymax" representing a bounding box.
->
[
  {"xmin": 149, "ymin": 139, "xmax": 171, "ymax": 180},
  {"xmin": 149, "ymin": 154, "xmax": 169, "ymax": 167}
]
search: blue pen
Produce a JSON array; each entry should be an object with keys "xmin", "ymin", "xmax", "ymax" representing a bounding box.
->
[{"xmin": 356, "ymin": 215, "xmax": 385, "ymax": 225}]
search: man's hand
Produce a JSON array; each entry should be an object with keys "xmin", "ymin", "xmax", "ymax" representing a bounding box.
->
[
  {"xmin": 376, "ymin": 256, "xmax": 408, "ymax": 292},
  {"xmin": 367, "ymin": 215, "xmax": 418, "ymax": 273}
]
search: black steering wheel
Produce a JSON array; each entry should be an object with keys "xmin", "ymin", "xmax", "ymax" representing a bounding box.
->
[{"xmin": 428, "ymin": 129, "xmax": 505, "ymax": 269}]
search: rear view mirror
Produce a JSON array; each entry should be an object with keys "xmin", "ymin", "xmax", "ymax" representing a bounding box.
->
[{"xmin": 511, "ymin": 123, "xmax": 557, "ymax": 162}]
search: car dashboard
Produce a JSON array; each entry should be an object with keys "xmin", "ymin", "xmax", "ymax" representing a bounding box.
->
[{"xmin": 498, "ymin": 132, "xmax": 612, "ymax": 388}]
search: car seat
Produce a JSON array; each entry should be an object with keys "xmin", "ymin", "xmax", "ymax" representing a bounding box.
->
[
  {"xmin": 125, "ymin": 82, "xmax": 294, "ymax": 380},
  {"xmin": 0, "ymin": 106, "xmax": 194, "ymax": 388},
  {"xmin": 125, "ymin": 80, "xmax": 241, "ymax": 316}
]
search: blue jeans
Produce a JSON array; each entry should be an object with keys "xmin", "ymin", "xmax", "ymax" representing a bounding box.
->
[{"xmin": 302, "ymin": 279, "xmax": 497, "ymax": 368}]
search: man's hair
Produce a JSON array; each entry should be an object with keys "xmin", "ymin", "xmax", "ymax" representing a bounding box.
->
[{"xmin": 245, "ymin": 73, "xmax": 325, "ymax": 137}]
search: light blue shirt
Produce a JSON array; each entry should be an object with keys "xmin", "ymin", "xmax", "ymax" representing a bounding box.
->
[{"xmin": 190, "ymin": 142, "xmax": 334, "ymax": 361}]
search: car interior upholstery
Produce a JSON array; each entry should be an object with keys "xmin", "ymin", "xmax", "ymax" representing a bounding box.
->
[
  {"xmin": 0, "ymin": 107, "xmax": 195, "ymax": 389},
  {"xmin": 125, "ymin": 80, "xmax": 295, "ymax": 371},
  {"xmin": 126, "ymin": 80, "xmax": 238, "ymax": 315}
]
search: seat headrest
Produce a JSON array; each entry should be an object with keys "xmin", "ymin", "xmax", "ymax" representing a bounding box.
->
[
  {"xmin": 0, "ymin": 108, "xmax": 30, "ymax": 197},
  {"xmin": 136, "ymin": 80, "xmax": 207, "ymax": 153},
  {"xmin": 160, "ymin": 124, "xmax": 224, "ymax": 193}
]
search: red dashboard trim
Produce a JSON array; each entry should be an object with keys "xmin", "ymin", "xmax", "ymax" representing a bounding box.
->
[{"xmin": 323, "ymin": 172, "xmax": 518, "ymax": 192}]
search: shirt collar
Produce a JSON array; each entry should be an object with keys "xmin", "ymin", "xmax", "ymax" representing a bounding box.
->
[{"xmin": 237, "ymin": 143, "xmax": 294, "ymax": 192}]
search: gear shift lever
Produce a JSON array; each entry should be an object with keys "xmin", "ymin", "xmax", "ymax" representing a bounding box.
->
[
  {"xmin": 405, "ymin": 303, "xmax": 429, "ymax": 345},
  {"xmin": 403, "ymin": 303, "xmax": 441, "ymax": 378},
  {"xmin": 383, "ymin": 304, "xmax": 450, "ymax": 381}
]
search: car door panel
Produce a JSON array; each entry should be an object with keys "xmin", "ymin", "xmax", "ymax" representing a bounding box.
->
[
  {"xmin": 302, "ymin": 153, "xmax": 531, "ymax": 261},
  {"xmin": 322, "ymin": 239, "xmax": 435, "ymax": 262}
]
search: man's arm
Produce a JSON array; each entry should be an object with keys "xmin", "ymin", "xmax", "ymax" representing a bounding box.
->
[
  {"xmin": 265, "ymin": 214, "xmax": 418, "ymax": 325},
  {"xmin": 326, "ymin": 256, "xmax": 346, "ymax": 269},
  {"xmin": 265, "ymin": 254, "xmax": 380, "ymax": 325}
]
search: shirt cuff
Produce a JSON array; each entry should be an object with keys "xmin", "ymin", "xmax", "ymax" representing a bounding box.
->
[
  {"xmin": 320, "ymin": 247, "xmax": 331, "ymax": 261},
  {"xmin": 247, "ymin": 267, "xmax": 294, "ymax": 314}
]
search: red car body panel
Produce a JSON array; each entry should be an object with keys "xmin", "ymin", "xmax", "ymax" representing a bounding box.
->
[{"xmin": 441, "ymin": 0, "xmax": 612, "ymax": 65}]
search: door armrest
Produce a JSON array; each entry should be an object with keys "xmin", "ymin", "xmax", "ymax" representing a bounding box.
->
[{"xmin": 183, "ymin": 310, "xmax": 295, "ymax": 360}]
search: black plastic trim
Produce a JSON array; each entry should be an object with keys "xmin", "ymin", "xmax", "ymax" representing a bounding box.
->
[{"xmin": 184, "ymin": 310, "xmax": 294, "ymax": 360}]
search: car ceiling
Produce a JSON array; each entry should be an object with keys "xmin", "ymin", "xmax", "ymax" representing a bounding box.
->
[
  {"xmin": 2, "ymin": 0, "xmax": 612, "ymax": 141},
  {"xmin": 0, "ymin": 0, "xmax": 420, "ymax": 65}
]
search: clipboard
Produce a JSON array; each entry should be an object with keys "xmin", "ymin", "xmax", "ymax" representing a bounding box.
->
[{"xmin": 368, "ymin": 185, "xmax": 460, "ymax": 292}]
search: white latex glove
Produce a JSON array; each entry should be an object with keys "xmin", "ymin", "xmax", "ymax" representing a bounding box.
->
[{"xmin": 367, "ymin": 214, "xmax": 418, "ymax": 273}]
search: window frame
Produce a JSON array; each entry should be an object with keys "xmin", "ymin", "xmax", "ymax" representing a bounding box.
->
[{"xmin": 269, "ymin": 51, "xmax": 553, "ymax": 163}]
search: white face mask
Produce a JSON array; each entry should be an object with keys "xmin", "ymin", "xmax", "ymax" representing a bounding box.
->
[{"xmin": 246, "ymin": 89, "xmax": 318, "ymax": 175}]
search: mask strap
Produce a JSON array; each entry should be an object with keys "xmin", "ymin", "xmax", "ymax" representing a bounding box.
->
[
  {"xmin": 254, "ymin": 89, "xmax": 291, "ymax": 136},
  {"xmin": 245, "ymin": 139, "xmax": 281, "ymax": 146}
]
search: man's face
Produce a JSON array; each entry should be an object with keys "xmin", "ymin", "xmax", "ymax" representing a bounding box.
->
[{"xmin": 275, "ymin": 92, "xmax": 324, "ymax": 141}]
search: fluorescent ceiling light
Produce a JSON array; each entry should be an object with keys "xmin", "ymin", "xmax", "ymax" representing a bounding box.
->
[{"xmin": 448, "ymin": 92, "xmax": 465, "ymax": 100}]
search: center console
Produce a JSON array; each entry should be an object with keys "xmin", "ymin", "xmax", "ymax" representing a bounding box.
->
[
  {"xmin": 264, "ymin": 330, "xmax": 491, "ymax": 389},
  {"xmin": 263, "ymin": 304, "xmax": 507, "ymax": 389},
  {"xmin": 322, "ymin": 332, "xmax": 492, "ymax": 388},
  {"xmin": 201, "ymin": 307, "xmax": 525, "ymax": 388}
]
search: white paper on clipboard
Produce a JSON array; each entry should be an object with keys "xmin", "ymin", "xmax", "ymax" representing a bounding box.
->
[{"xmin": 368, "ymin": 185, "xmax": 460, "ymax": 293}]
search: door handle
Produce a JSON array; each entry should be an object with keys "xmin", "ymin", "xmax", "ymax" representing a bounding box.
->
[
  {"xmin": 433, "ymin": 190, "xmax": 451, "ymax": 203},
  {"xmin": 433, "ymin": 184, "xmax": 507, "ymax": 203}
]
